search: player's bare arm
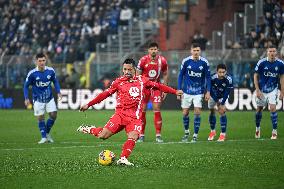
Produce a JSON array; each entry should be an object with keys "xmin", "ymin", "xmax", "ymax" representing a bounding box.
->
[
  {"xmin": 162, "ymin": 70, "xmax": 169, "ymax": 100},
  {"xmin": 24, "ymin": 99, "xmax": 31, "ymax": 107},
  {"xmin": 253, "ymin": 73, "xmax": 263, "ymax": 99}
]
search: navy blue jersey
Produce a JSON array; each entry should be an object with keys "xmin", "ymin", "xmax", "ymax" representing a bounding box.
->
[
  {"xmin": 178, "ymin": 56, "xmax": 211, "ymax": 95},
  {"xmin": 23, "ymin": 66, "xmax": 61, "ymax": 103},
  {"xmin": 254, "ymin": 58, "xmax": 284, "ymax": 93},
  {"xmin": 210, "ymin": 73, "xmax": 233, "ymax": 105}
]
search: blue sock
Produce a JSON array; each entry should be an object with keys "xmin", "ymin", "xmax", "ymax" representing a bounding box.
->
[
  {"xmin": 255, "ymin": 112, "xmax": 262, "ymax": 128},
  {"xmin": 183, "ymin": 115, "xmax": 189, "ymax": 131},
  {"xmin": 209, "ymin": 114, "xmax": 216, "ymax": 130},
  {"xmin": 38, "ymin": 120, "xmax": 46, "ymax": 138},
  {"xmin": 220, "ymin": 114, "xmax": 227, "ymax": 133},
  {"xmin": 270, "ymin": 112, "xmax": 277, "ymax": 130},
  {"xmin": 46, "ymin": 118, "xmax": 55, "ymax": 134},
  {"xmin": 194, "ymin": 114, "xmax": 201, "ymax": 134}
]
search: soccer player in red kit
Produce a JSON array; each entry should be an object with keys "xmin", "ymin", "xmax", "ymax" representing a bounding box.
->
[
  {"xmin": 77, "ymin": 58, "xmax": 183, "ymax": 166},
  {"xmin": 137, "ymin": 42, "xmax": 169, "ymax": 143}
]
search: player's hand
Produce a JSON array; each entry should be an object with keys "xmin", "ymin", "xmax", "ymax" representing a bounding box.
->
[
  {"xmin": 176, "ymin": 90, "xmax": 183, "ymax": 98},
  {"xmin": 24, "ymin": 99, "xmax": 30, "ymax": 107},
  {"xmin": 162, "ymin": 92, "xmax": 167, "ymax": 100},
  {"xmin": 256, "ymin": 89, "xmax": 263, "ymax": 99},
  {"xmin": 204, "ymin": 91, "xmax": 210, "ymax": 101},
  {"xmin": 57, "ymin": 93, "xmax": 62, "ymax": 101},
  {"xmin": 79, "ymin": 104, "xmax": 89, "ymax": 112},
  {"xmin": 177, "ymin": 95, "xmax": 181, "ymax": 100}
]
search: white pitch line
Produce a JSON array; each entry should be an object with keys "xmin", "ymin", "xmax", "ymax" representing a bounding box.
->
[{"xmin": 0, "ymin": 138, "xmax": 278, "ymax": 151}]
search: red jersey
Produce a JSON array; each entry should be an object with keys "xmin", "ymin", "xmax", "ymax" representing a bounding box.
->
[
  {"xmin": 87, "ymin": 75, "xmax": 176, "ymax": 119},
  {"xmin": 137, "ymin": 55, "xmax": 168, "ymax": 82}
]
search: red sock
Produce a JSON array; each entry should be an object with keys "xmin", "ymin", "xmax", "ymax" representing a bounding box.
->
[
  {"xmin": 154, "ymin": 111, "xmax": 162, "ymax": 135},
  {"xmin": 140, "ymin": 111, "xmax": 146, "ymax": 135},
  {"xmin": 90, "ymin": 127, "xmax": 103, "ymax": 137},
  {"xmin": 120, "ymin": 138, "xmax": 136, "ymax": 158}
]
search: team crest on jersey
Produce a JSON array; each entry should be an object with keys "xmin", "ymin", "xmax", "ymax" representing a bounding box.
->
[
  {"xmin": 47, "ymin": 75, "xmax": 51, "ymax": 79},
  {"xmin": 199, "ymin": 66, "xmax": 203, "ymax": 70},
  {"xmin": 36, "ymin": 77, "xmax": 40, "ymax": 80},
  {"xmin": 187, "ymin": 65, "xmax": 191, "ymax": 69},
  {"xmin": 222, "ymin": 83, "xmax": 226, "ymax": 87},
  {"xmin": 275, "ymin": 66, "xmax": 278, "ymax": 71},
  {"xmin": 264, "ymin": 67, "xmax": 268, "ymax": 70},
  {"xmin": 129, "ymin": 87, "xmax": 140, "ymax": 97},
  {"xmin": 148, "ymin": 70, "xmax": 157, "ymax": 78}
]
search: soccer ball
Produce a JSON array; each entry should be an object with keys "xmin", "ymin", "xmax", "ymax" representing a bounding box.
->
[{"xmin": 98, "ymin": 150, "xmax": 115, "ymax": 166}]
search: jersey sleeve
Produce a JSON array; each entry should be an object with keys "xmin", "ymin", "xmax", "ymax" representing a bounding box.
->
[
  {"xmin": 137, "ymin": 56, "xmax": 145, "ymax": 71},
  {"xmin": 23, "ymin": 71, "xmax": 33, "ymax": 100},
  {"xmin": 87, "ymin": 79, "xmax": 118, "ymax": 107},
  {"xmin": 51, "ymin": 69, "xmax": 61, "ymax": 93},
  {"xmin": 204, "ymin": 60, "xmax": 211, "ymax": 92},
  {"xmin": 254, "ymin": 60, "xmax": 262, "ymax": 74},
  {"xmin": 145, "ymin": 78, "xmax": 177, "ymax": 94},
  {"xmin": 221, "ymin": 76, "xmax": 233, "ymax": 105},
  {"xmin": 177, "ymin": 59, "xmax": 187, "ymax": 90},
  {"xmin": 279, "ymin": 60, "xmax": 284, "ymax": 75},
  {"xmin": 161, "ymin": 56, "xmax": 168, "ymax": 72}
]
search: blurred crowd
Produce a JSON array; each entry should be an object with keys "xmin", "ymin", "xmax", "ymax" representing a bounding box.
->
[{"xmin": 0, "ymin": 0, "xmax": 148, "ymax": 63}]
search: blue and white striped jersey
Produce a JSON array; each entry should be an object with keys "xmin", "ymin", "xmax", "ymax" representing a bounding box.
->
[
  {"xmin": 254, "ymin": 57, "xmax": 284, "ymax": 93},
  {"xmin": 23, "ymin": 66, "xmax": 61, "ymax": 103},
  {"xmin": 210, "ymin": 73, "xmax": 233, "ymax": 105},
  {"xmin": 178, "ymin": 56, "xmax": 211, "ymax": 95}
]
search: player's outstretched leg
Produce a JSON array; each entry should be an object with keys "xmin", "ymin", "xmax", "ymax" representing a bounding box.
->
[
  {"xmin": 208, "ymin": 113, "xmax": 216, "ymax": 141},
  {"xmin": 117, "ymin": 138, "xmax": 136, "ymax": 166},
  {"xmin": 181, "ymin": 115, "xmax": 190, "ymax": 142},
  {"xmin": 137, "ymin": 111, "xmax": 146, "ymax": 142},
  {"xmin": 270, "ymin": 112, "xmax": 278, "ymax": 140},
  {"xmin": 192, "ymin": 114, "xmax": 201, "ymax": 142},
  {"xmin": 38, "ymin": 119, "xmax": 48, "ymax": 144},
  {"xmin": 255, "ymin": 111, "xmax": 262, "ymax": 139},
  {"xmin": 154, "ymin": 111, "xmax": 163, "ymax": 143},
  {"xmin": 46, "ymin": 118, "xmax": 55, "ymax": 143},
  {"xmin": 77, "ymin": 124, "xmax": 102, "ymax": 136},
  {"xmin": 217, "ymin": 114, "xmax": 227, "ymax": 142}
]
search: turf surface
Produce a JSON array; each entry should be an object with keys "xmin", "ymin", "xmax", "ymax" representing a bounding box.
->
[{"xmin": 0, "ymin": 110, "xmax": 283, "ymax": 189}]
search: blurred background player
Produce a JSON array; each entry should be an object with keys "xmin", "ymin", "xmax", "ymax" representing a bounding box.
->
[
  {"xmin": 177, "ymin": 43, "xmax": 211, "ymax": 142},
  {"xmin": 254, "ymin": 45, "xmax": 284, "ymax": 140},
  {"xmin": 137, "ymin": 42, "xmax": 169, "ymax": 143},
  {"xmin": 77, "ymin": 58, "xmax": 183, "ymax": 166},
  {"xmin": 207, "ymin": 64, "xmax": 233, "ymax": 142},
  {"xmin": 23, "ymin": 53, "xmax": 62, "ymax": 144}
]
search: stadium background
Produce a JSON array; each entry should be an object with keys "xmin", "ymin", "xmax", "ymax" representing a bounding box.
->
[{"xmin": 1, "ymin": 0, "xmax": 284, "ymax": 110}]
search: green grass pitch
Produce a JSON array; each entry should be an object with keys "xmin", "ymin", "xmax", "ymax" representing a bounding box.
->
[{"xmin": 0, "ymin": 110, "xmax": 284, "ymax": 189}]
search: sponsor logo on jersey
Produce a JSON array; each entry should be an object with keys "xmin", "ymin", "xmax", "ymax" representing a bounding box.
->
[
  {"xmin": 188, "ymin": 70, "xmax": 202, "ymax": 77},
  {"xmin": 264, "ymin": 72, "xmax": 278, "ymax": 77},
  {"xmin": 148, "ymin": 70, "xmax": 157, "ymax": 78},
  {"xmin": 36, "ymin": 81, "xmax": 51, "ymax": 87},
  {"xmin": 129, "ymin": 87, "xmax": 140, "ymax": 97}
]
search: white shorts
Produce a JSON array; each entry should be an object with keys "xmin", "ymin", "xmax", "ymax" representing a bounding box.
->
[
  {"xmin": 33, "ymin": 98, "xmax": 57, "ymax": 116},
  {"xmin": 208, "ymin": 97, "xmax": 228, "ymax": 109},
  {"xmin": 181, "ymin": 93, "xmax": 203, "ymax": 108},
  {"xmin": 255, "ymin": 88, "xmax": 278, "ymax": 107}
]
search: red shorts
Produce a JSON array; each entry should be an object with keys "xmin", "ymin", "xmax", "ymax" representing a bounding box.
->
[
  {"xmin": 104, "ymin": 113, "xmax": 142, "ymax": 134},
  {"xmin": 143, "ymin": 89, "xmax": 162, "ymax": 104}
]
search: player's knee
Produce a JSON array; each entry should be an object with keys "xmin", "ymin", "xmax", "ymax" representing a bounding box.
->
[
  {"xmin": 128, "ymin": 131, "xmax": 139, "ymax": 140},
  {"xmin": 49, "ymin": 112, "xmax": 57, "ymax": 120}
]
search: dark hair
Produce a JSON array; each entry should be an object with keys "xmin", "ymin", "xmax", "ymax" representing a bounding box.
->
[
  {"xmin": 123, "ymin": 58, "xmax": 136, "ymax": 67},
  {"xmin": 148, "ymin": 42, "xmax": 159, "ymax": 48},
  {"xmin": 191, "ymin": 43, "xmax": 201, "ymax": 49},
  {"xmin": 267, "ymin": 44, "xmax": 277, "ymax": 49},
  {"xmin": 35, "ymin": 53, "xmax": 46, "ymax": 59},
  {"xmin": 217, "ymin": 63, "xmax": 227, "ymax": 71}
]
